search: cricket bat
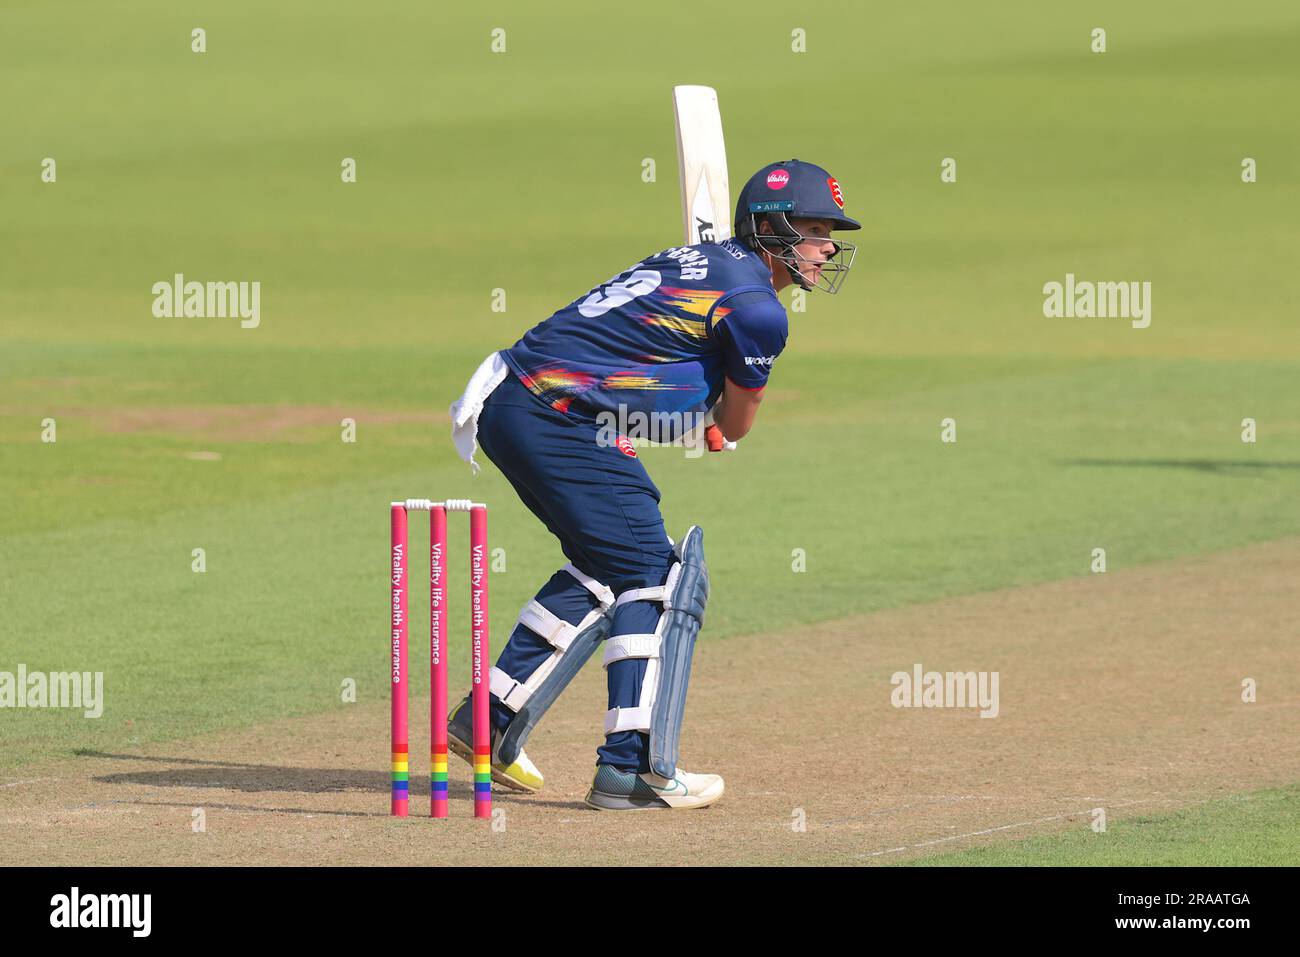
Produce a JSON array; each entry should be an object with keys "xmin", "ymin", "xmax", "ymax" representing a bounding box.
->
[
  {"xmin": 674, "ymin": 85, "xmax": 739, "ymax": 453},
  {"xmin": 673, "ymin": 85, "xmax": 731, "ymax": 245}
]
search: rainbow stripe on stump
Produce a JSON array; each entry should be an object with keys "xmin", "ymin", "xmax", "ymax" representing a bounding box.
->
[
  {"xmin": 474, "ymin": 746, "xmax": 492, "ymax": 818},
  {"xmin": 431, "ymin": 747, "xmax": 449, "ymax": 818},
  {"xmin": 391, "ymin": 746, "xmax": 409, "ymax": 816}
]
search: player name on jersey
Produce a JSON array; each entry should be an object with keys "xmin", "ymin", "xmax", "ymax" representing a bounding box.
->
[{"xmin": 664, "ymin": 246, "xmax": 710, "ymax": 281}]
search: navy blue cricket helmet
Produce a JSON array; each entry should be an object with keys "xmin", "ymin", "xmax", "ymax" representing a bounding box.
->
[{"xmin": 734, "ymin": 159, "xmax": 861, "ymax": 293}]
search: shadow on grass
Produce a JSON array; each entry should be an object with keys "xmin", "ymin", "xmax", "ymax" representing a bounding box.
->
[
  {"xmin": 1063, "ymin": 459, "xmax": 1300, "ymax": 475},
  {"xmin": 73, "ymin": 749, "xmax": 585, "ymax": 813}
]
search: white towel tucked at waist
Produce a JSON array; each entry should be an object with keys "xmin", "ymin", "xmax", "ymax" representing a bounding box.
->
[{"xmin": 449, "ymin": 351, "xmax": 510, "ymax": 472}]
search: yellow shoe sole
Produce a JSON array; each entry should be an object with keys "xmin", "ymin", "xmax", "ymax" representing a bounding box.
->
[{"xmin": 447, "ymin": 733, "xmax": 542, "ymax": 793}]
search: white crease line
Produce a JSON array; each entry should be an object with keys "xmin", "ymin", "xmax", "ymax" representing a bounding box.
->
[
  {"xmin": 815, "ymin": 795, "xmax": 1174, "ymax": 829},
  {"xmin": 861, "ymin": 798, "xmax": 1157, "ymax": 858},
  {"xmin": 0, "ymin": 778, "xmax": 51, "ymax": 790}
]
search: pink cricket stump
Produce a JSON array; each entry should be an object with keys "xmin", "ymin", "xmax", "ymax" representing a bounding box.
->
[
  {"xmin": 390, "ymin": 505, "xmax": 409, "ymax": 817},
  {"xmin": 390, "ymin": 498, "xmax": 489, "ymax": 818},
  {"xmin": 470, "ymin": 505, "xmax": 492, "ymax": 819},
  {"xmin": 429, "ymin": 507, "xmax": 449, "ymax": 818}
]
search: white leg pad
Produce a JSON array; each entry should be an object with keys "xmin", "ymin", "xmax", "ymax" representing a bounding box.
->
[
  {"xmin": 659, "ymin": 562, "xmax": 683, "ymax": 610},
  {"xmin": 493, "ymin": 566, "xmax": 613, "ymax": 715},
  {"xmin": 603, "ymin": 591, "xmax": 667, "ymax": 733}
]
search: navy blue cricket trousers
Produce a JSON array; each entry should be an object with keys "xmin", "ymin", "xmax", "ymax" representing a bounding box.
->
[{"xmin": 476, "ymin": 371, "xmax": 675, "ymax": 771}]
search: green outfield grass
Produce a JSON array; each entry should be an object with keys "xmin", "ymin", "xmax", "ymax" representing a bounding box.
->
[
  {"xmin": 2, "ymin": 0, "xmax": 1297, "ymax": 778},
  {"xmin": 901, "ymin": 783, "xmax": 1300, "ymax": 866}
]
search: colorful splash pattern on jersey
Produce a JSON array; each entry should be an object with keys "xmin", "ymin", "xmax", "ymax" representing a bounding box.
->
[{"xmin": 502, "ymin": 241, "xmax": 773, "ymax": 420}]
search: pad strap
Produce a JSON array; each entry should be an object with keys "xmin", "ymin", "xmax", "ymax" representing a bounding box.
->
[
  {"xmin": 565, "ymin": 563, "xmax": 615, "ymax": 609},
  {"xmin": 519, "ymin": 600, "xmax": 580, "ymax": 651},
  {"xmin": 602, "ymin": 633, "xmax": 661, "ymax": 668},
  {"xmin": 613, "ymin": 586, "xmax": 665, "ymax": 608},
  {"xmin": 490, "ymin": 667, "xmax": 530, "ymax": 711},
  {"xmin": 604, "ymin": 706, "xmax": 652, "ymax": 734}
]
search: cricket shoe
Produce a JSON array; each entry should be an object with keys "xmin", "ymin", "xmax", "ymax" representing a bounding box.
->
[
  {"xmin": 447, "ymin": 697, "xmax": 543, "ymax": 793},
  {"xmin": 584, "ymin": 764, "xmax": 724, "ymax": 811}
]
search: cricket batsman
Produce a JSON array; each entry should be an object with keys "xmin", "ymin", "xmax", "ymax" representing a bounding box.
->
[{"xmin": 446, "ymin": 160, "xmax": 859, "ymax": 810}]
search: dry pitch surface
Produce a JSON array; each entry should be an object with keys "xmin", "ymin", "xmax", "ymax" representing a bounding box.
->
[{"xmin": 3, "ymin": 538, "xmax": 1296, "ymax": 866}]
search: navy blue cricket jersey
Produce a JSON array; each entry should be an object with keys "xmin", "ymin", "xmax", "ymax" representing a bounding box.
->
[{"xmin": 501, "ymin": 238, "xmax": 787, "ymax": 421}]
